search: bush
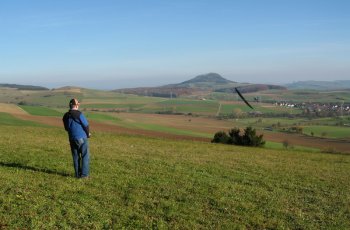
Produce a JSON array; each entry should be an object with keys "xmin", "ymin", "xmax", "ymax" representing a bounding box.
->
[
  {"xmin": 211, "ymin": 131, "xmax": 230, "ymax": 144},
  {"xmin": 242, "ymin": 127, "xmax": 265, "ymax": 147},
  {"xmin": 228, "ymin": 127, "xmax": 241, "ymax": 145},
  {"xmin": 212, "ymin": 126, "xmax": 265, "ymax": 147}
]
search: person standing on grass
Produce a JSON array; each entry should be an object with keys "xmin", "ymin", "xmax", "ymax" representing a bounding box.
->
[{"xmin": 63, "ymin": 98, "xmax": 91, "ymax": 178}]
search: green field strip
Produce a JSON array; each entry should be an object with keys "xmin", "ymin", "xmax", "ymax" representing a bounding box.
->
[
  {"xmin": 303, "ymin": 125, "xmax": 350, "ymax": 139},
  {"xmin": 19, "ymin": 105, "xmax": 63, "ymax": 116},
  {"xmin": 84, "ymin": 112, "xmax": 122, "ymax": 123},
  {"xmin": 82, "ymin": 103, "xmax": 145, "ymax": 109},
  {"xmin": 0, "ymin": 112, "xmax": 49, "ymax": 127},
  {"xmin": 126, "ymin": 122, "xmax": 212, "ymax": 138},
  {"xmin": 264, "ymin": 141, "xmax": 321, "ymax": 152}
]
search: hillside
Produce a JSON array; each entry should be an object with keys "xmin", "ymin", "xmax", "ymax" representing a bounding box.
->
[
  {"xmin": 0, "ymin": 83, "xmax": 49, "ymax": 90},
  {"xmin": 169, "ymin": 72, "xmax": 235, "ymax": 88},
  {"xmin": 113, "ymin": 73, "xmax": 236, "ymax": 97},
  {"xmin": 286, "ymin": 80, "xmax": 350, "ymax": 90}
]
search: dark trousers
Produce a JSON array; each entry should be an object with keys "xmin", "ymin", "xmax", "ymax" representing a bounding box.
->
[{"xmin": 70, "ymin": 138, "xmax": 90, "ymax": 178}]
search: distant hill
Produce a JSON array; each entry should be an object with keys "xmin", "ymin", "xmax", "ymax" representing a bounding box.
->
[
  {"xmin": 177, "ymin": 73, "xmax": 234, "ymax": 86},
  {"xmin": 114, "ymin": 73, "xmax": 237, "ymax": 97},
  {"xmin": 0, "ymin": 84, "xmax": 49, "ymax": 90},
  {"xmin": 114, "ymin": 73, "xmax": 286, "ymax": 98},
  {"xmin": 286, "ymin": 80, "xmax": 350, "ymax": 90},
  {"xmin": 163, "ymin": 73, "xmax": 235, "ymax": 89}
]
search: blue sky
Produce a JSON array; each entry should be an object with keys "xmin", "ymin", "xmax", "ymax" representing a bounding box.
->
[{"xmin": 0, "ymin": 0, "xmax": 349, "ymax": 89}]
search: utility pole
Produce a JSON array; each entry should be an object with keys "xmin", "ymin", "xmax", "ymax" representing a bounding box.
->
[{"xmin": 341, "ymin": 100, "xmax": 344, "ymax": 117}]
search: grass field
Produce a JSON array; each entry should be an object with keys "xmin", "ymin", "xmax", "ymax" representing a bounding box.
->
[
  {"xmin": 19, "ymin": 105, "xmax": 63, "ymax": 117},
  {"xmin": 264, "ymin": 141, "xmax": 320, "ymax": 153},
  {"xmin": 303, "ymin": 125, "xmax": 350, "ymax": 139},
  {"xmin": 123, "ymin": 123, "xmax": 212, "ymax": 138},
  {"xmin": 1, "ymin": 120, "xmax": 350, "ymax": 228},
  {"xmin": 0, "ymin": 113, "xmax": 48, "ymax": 127},
  {"xmin": 85, "ymin": 112, "xmax": 212, "ymax": 138}
]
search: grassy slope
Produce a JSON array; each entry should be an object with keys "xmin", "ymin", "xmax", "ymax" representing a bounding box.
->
[{"xmin": 0, "ymin": 123, "xmax": 349, "ymax": 229}]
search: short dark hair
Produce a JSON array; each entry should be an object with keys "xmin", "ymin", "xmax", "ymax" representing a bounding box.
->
[{"xmin": 69, "ymin": 98, "xmax": 79, "ymax": 108}]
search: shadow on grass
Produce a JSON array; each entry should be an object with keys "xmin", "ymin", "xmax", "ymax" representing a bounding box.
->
[{"xmin": 0, "ymin": 161, "xmax": 71, "ymax": 177}]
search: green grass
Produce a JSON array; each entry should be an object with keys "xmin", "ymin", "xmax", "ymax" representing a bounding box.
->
[
  {"xmin": 303, "ymin": 125, "xmax": 350, "ymax": 139},
  {"xmin": 82, "ymin": 91, "xmax": 165, "ymax": 105},
  {"xmin": 84, "ymin": 112, "xmax": 122, "ymax": 123},
  {"xmin": 82, "ymin": 104, "xmax": 144, "ymax": 109},
  {"xmin": 157, "ymin": 99, "xmax": 219, "ymax": 114},
  {"xmin": 0, "ymin": 112, "xmax": 48, "ymax": 127},
  {"xmin": 158, "ymin": 99, "xmax": 216, "ymax": 105},
  {"xmin": 19, "ymin": 105, "xmax": 63, "ymax": 117},
  {"xmin": 127, "ymin": 123, "xmax": 212, "ymax": 138},
  {"xmin": 234, "ymin": 117, "xmax": 306, "ymax": 127},
  {"xmin": 264, "ymin": 141, "xmax": 321, "ymax": 152},
  {"xmin": 0, "ymin": 124, "xmax": 349, "ymax": 229},
  {"xmin": 20, "ymin": 92, "xmax": 83, "ymax": 107}
]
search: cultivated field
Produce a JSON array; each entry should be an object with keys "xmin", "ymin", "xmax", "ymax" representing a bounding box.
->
[
  {"xmin": 0, "ymin": 87, "xmax": 349, "ymax": 153},
  {"xmin": 8, "ymin": 106, "xmax": 350, "ymax": 153}
]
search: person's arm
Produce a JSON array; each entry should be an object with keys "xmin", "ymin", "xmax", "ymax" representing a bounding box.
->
[
  {"xmin": 79, "ymin": 113, "xmax": 91, "ymax": 137},
  {"xmin": 62, "ymin": 113, "xmax": 70, "ymax": 131}
]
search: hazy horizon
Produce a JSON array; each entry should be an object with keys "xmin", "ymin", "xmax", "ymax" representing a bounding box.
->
[
  {"xmin": 2, "ymin": 73, "xmax": 350, "ymax": 90},
  {"xmin": 1, "ymin": 1, "xmax": 349, "ymax": 89}
]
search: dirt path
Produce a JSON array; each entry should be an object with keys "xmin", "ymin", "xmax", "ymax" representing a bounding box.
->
[{"xmin": 13, "ymin": 114, "xmax": 350, "ymax": 153}]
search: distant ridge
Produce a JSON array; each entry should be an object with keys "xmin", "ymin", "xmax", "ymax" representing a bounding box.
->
[
  {"xmin": 53, "ymin": 86, "xmax": 83, "ymax": 90},
  {"xmin": 52, "ymin": 86, "xmax": 84, "ymax": 93},
  {"xmin": 286, "ymin": 80, "xmax": 350, "ymax": 90},
  {"xmin": 0, "ymin": 83, "xmax": 48, "ymax": 90}
]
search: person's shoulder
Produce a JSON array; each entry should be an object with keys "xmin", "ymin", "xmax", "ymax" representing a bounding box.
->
[
  {"xmin": 79, "ymin": 111, "xmax": 87, "ymax": 119},
  {"xmin": 69, "ymin": 110, "xmax": 82, "ymax": 119},
  {"xmin": 63, "ymin": 111, "xmax": 70, "ymax": 118}
]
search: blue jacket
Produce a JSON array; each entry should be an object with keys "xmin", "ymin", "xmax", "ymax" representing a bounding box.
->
[{"xmin": 63, "ymin": 110, "xmax": 90, "ymax": 140}]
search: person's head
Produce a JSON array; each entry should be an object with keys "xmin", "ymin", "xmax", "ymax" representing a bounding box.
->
[{"xmin": 69, "ymin": 98, "xmax": 80, "ymax": 109}]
